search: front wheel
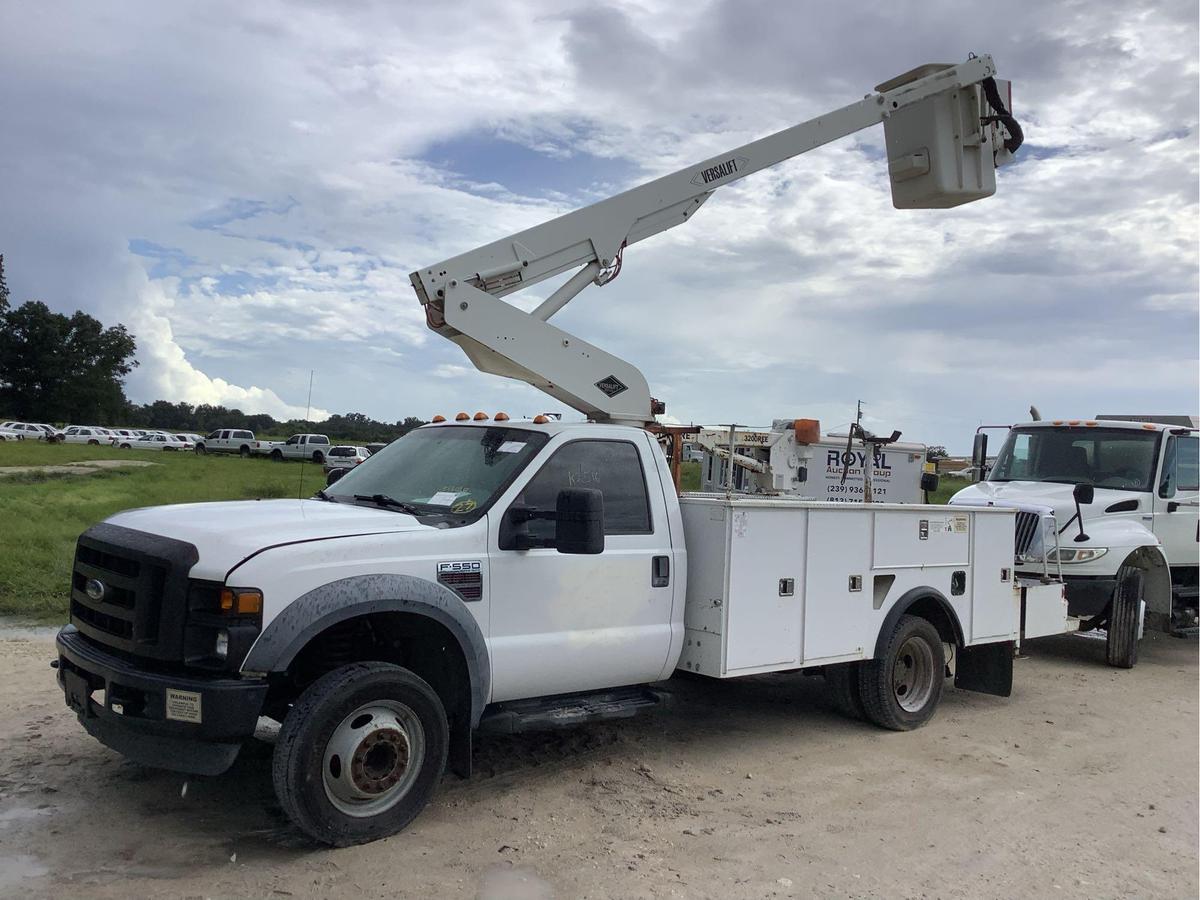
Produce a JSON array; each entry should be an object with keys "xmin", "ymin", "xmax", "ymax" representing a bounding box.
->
[
  {"xmin": 195, "ymin": 444, "xmax": 206, "ymax": 455},
  {"xmin": 271, "ymin": 449, "xmax": 283, "ymax": 462},
  {"xmin": 1106, "ymin": 568, "xmax": 1142, "ymax": 669},
  {"xmin": 272, "ymin": 662, "xmax": 449, "ymax": 846},
  {"xmin": 858, "ymin": 614, "xmax": 945, "ymax": 731}
]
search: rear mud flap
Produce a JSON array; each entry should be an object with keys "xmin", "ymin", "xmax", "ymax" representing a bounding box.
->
[{"xmin": 954, "ymin": 641, "xmax": 1013, "ymax": 697}]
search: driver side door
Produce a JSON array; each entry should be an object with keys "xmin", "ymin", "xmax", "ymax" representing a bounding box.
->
[
  {"xmin": 486, "ymin": 436, "xmax": 675, "ymax": 703},
  {"xmin": 1154, "ymin": 433, "xmax": 1199, "ymax": 567}
]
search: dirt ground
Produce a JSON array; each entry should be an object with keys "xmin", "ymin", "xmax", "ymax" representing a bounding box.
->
[{"xmin": 0, "ymin": 630, "xmax": 1195, "ymax": 900}]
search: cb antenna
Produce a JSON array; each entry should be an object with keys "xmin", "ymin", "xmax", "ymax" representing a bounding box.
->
[{"xmin": 298, "ymin": 369, "xmax": 315, "ymax": 500}]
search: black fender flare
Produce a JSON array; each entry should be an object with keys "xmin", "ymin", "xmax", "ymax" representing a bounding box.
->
[
  {"xmin": 873, "ymin": 586, "xmax": 965, "ymax": 658},
  {"xmin": 241, "ymin": 574, "xmax": 491, "ymax": 728}
]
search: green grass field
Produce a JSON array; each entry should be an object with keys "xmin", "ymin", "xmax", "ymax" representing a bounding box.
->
[
  {"xmin": 0, "ymin": 443, "xmax": 323, "ymax": 621},
  {"xmin": 0, "ymin": 448, "xmax": 957, "ymax": 623}
]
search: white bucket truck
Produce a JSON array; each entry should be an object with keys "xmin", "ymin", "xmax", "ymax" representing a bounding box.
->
[{"xmin": 55, "ymin": 56, "xmax": 1046, "ymax": 845}]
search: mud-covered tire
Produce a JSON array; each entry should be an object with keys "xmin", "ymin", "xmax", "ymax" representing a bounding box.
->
[
  {"xmin": 823, "ymin": 662, "xmax": 866, "ymax": 720},
  {"xmin": 272, "ymin": 662, "xmax": 448, "ymax": 847},
  {"xmin": 859, "ymin": 614, "xmax": 945, "ymax": 731},
  {"xmin": 1106, "ymin": 568, "xmax": 1142, "ymax": 669}
]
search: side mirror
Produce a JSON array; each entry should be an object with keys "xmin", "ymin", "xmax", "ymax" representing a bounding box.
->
[
  {"xmin": 1072, "ymin": 483, "xmax": 1094, "ymax": 505},
  {"xmin": 920, "ymin": 472, "xmax": 939, "ymax": 494},
  {"xmin": 326, "ymin": 468, "xmax": 346, "ymax": 486},
  {"xmin": 555, "ymin": 488, "xmax": 604, "ymax": 555},
  {"xmin": 970, "ymin": 433, "xmax": 988, "ymax": 480}
]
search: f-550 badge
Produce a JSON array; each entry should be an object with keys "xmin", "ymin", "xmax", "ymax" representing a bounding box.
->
[{"xmin": 437, "ymin": 560, "xmax": 482, "ymax": 574}]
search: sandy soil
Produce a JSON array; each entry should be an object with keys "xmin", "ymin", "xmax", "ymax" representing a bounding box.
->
[{"xmin": 0, "ymin": 630, "xmax": 1195, "ymax": 899}]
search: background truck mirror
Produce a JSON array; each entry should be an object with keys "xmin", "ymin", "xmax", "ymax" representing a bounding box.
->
[
  {"xmin": 1072, "ymin": 483, "xmax": 1095, "ymax": 506},
  {"xmin": 555, "ymin": 489, "xmax": 605, "ymax": 555},
  {"xmin": 971, "ymin": 433, "xmax": 988, "ymax": 479}
]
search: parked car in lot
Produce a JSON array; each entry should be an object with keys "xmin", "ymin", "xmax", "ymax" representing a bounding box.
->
[
  {"xmin": 2, "ymin": 421, "xmax": 64, "ymax": 442},
  {"xmin": 194, "ymin": 429, "xmax": 257, "ymax": 457},
  {"xmin": 115, "ymin": 432, "xmax": 193, "ymax": 451},
  {"xmin": 0, "ymin": 423, "xmax": 25, "ymax": 440},
  {"xmin": 176, "ymin": 433, "xmax": 205, "ymax": 445},
  {"xmin": 61, "ymin": 426, "xmax": 115, "ymax": 445},
  {"xmin": 252, "ymin": 433, "xmax": 331, "ymax": 463},
  {"xmin": 322, "ymin": 445, "xmax": 372, "ymax": 474}
]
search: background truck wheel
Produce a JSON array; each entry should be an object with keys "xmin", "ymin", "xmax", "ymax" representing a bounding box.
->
[
  {"xmin": 120, "ymin": 442, "xmax": 130, "ymax": 450},
  {"xmin": 1106, "ymin": 568, "xmax": 1142, "ymax": 669},
  {"xmin": 240, "ymin": 445, "xmax": 251, "ymax": 458},
  {"xmin": 272, "ymin": 662, "xmax": 448, "ymax": 847},
  {"xmin": 858, "ymin": 614, "xmax": 944, "ymax": 731},
  {"xmin": 270, "ymin": 449, "xmax": 283, "ymax": 462},
  {"xmin": 823, "ymin": 662, "xmax": 865, "ymax": 720},
  {"xmin": 312, "ymin": 450, "xmax": 325, "ymax": 465},
  {"xmin": 195, "ymin": 444, "xmax": 206, "ymax": 455}
]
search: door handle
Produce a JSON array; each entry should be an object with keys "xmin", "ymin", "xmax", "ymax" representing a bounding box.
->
[{"xmin": 652, "ymin": 556, "xmax": 670, "ymax": 588}]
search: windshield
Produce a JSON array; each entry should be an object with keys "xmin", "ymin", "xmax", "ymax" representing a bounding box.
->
[
  {"xmin": 324, "ymin": 425, "xmax": 549, "ymax": 520},
  {"xmin": 990, "ymin": 427, "xmax": 1161, "ymax": 491}
]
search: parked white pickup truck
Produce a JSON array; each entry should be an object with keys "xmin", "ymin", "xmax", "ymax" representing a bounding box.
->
[
  {"xmin": 55, "ymin": 417, "xmax": 1073, "ymax": 846},
  {"xmin": 194, "ymin": 429, "xmax": 257, "ymax": 457},
  {"xmin": 252, "ymin": 433, "xmax": 331, "ymax": 463}
]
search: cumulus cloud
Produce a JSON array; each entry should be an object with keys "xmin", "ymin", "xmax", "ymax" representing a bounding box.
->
[{"xmin": 0, "ymin": 0, "xmax": 1195, "ymax": 446}]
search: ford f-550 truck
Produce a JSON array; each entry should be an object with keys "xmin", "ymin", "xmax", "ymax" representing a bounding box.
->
[{"xmin": 55, "ymin": 56, "xmax": 1034, "ymax": 845}]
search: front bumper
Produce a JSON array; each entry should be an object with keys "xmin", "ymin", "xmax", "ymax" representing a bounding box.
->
[{"xmin": 56, "ymin": 625, "xmax": 268, "ymax": 776}]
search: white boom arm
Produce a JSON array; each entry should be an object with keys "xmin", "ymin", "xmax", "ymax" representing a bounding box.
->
[{"xmin": 411, "ymin": 54, "xmax": 1017, "ymax": 425}]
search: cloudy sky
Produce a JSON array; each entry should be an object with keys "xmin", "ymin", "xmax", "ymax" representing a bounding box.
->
[{"xmin": 1, "ymin": 1, "xmax": 1196, "ymax": 450}]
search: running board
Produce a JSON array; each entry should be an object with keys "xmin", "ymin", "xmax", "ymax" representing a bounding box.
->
[{"xmin": 478, "ymin": 686, "xmax": 670, "ymax": 734}]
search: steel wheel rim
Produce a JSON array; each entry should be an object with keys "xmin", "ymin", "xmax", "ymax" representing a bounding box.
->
[
  {"xmin": 322, "ymin": 700, "xmax": 425, "ymax": 818},
  {"xmin": 891, "ymin": 636, "xmax": 935, "ymax": 712}
]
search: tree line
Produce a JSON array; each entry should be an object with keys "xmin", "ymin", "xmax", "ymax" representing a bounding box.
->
[
  {"xmin": 0, "ymin": 255, "xmax": 425, "ymax": 443},
  {"xmin": 129, "ymin": 402, "xmax": 427, "ymax": 442}
]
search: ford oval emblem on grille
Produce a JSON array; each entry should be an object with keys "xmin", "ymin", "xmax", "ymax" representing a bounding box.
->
[{"xmin": 85, "ymin": 579, "xmax": 106, "ymax": 602}]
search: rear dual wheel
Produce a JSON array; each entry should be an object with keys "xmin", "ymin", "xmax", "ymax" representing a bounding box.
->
[{"xmin": 858, "ymin": 615, "xmax": 945, "ymax": 731}]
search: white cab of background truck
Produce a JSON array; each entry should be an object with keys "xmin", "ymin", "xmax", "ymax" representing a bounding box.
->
[{"xmin": 951, "ymin": 417, "xmax": 1199, "ymax": 656}]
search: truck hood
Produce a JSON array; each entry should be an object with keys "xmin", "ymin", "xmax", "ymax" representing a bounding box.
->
[
  {"xmin": 950, "ymin": 480, "xmax": 1143, "ymax": 527},
  {"xmin": 107, "ymin": 499, "xmax": 425, "ymax": 580}
]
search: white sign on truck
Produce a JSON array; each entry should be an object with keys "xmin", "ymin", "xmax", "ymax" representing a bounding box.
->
[{"xmin": 696, "ymin": 424, "xmax": 929, "ymax": 502}]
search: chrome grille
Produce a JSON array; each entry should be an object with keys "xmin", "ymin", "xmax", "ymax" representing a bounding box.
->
[{"xmin": 1014, "ymin": 511, "xmax": 1041, "ymax": 559}]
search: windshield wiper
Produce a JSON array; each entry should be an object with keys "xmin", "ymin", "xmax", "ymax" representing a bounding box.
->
[{"xmin": 353, "ymin": 493, "xmax": 423, "ymax": 515}]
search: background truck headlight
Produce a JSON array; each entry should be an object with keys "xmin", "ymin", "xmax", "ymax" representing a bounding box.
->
[{"xmin": 1051, "ymin": 547, "xmax": 1108, "ymax": 564}]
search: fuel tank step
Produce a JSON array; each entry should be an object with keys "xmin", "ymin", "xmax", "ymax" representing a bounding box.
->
[{"xmin": 478, "ymin": 686, "xmax": 670, "ymax": 734}]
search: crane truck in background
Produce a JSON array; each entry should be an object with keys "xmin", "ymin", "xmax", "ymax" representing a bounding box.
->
[
  {"xmin": 55, "ymin": 56, "xmax": 1043, "ymax": 846},
  {"xmin": 951, "ymin": 416, "xmax": 1200, "ymax": 665}
]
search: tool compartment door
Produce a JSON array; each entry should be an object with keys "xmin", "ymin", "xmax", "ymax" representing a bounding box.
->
[{"xmin": 724, "ymin": 507, "xmax": 805, "ymax": 671}]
